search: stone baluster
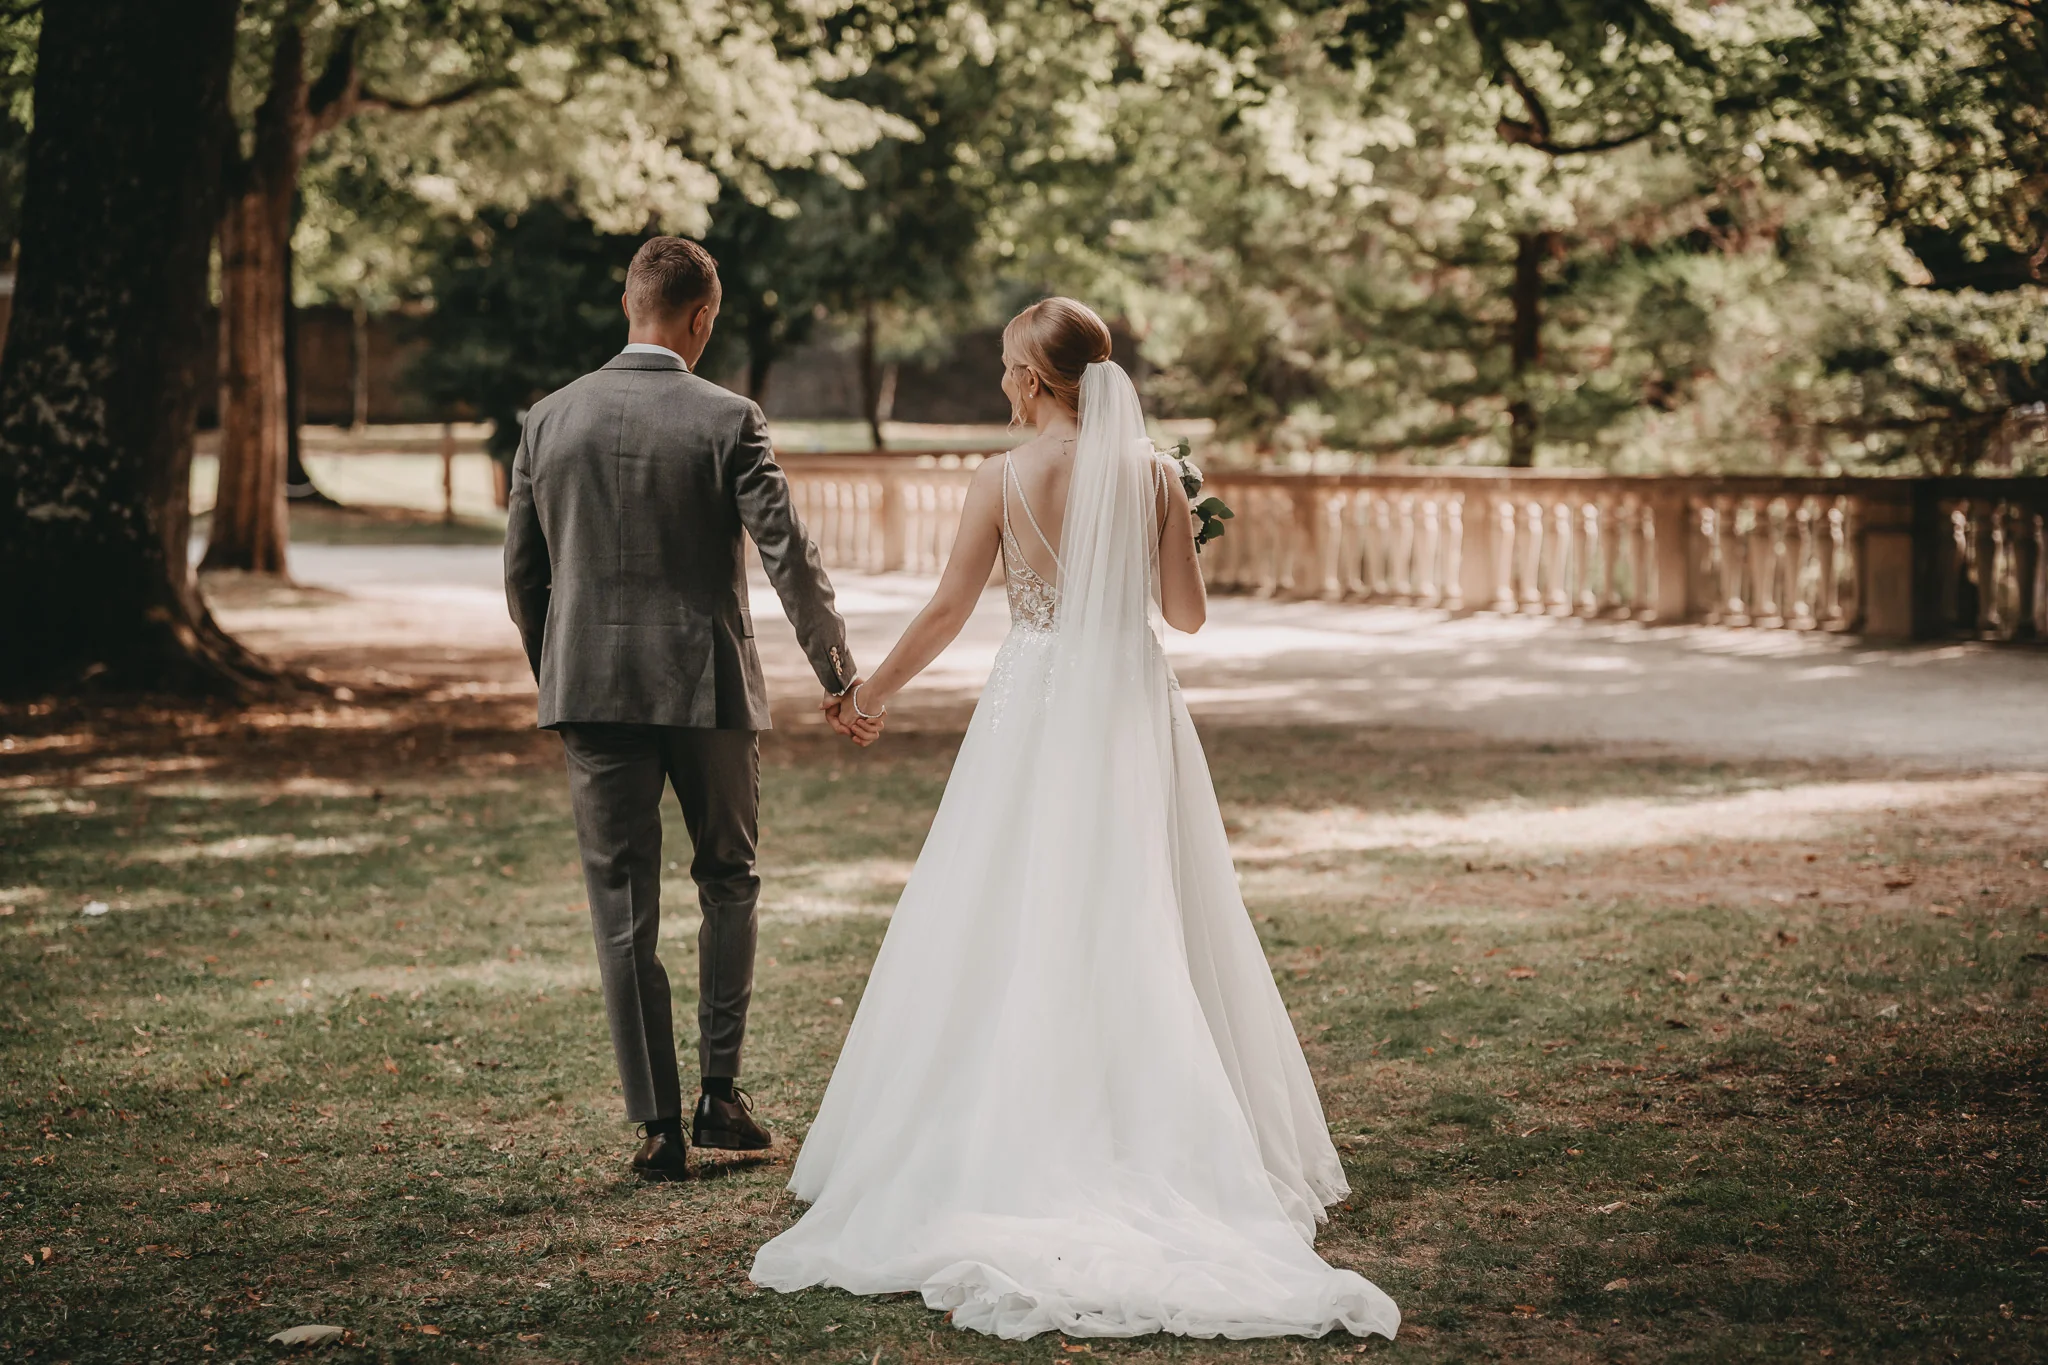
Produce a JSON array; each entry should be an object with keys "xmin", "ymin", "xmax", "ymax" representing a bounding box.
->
[
  {"xmin": 1417, "ymin": 495, "xmax": 1443, "ymax": 607},
  {"xmin": 1369, "ymin": 494, "xmax": 1393, "ymax": 597},
  {"xmin": 1976, "ymin": 501, "xmax": 2003, "ymax": 637},
  {"xmin": 1334, "ymin": 492, "xmax": 1364, "ymax": 598},
  {"xmin": 1387, "ymin": 494, "xmax": 1414, "ymax": 600},
  {"xmin": 1253, "ymin": 491, "xmax": 1269, "ymax": 597},
  {"xmin": 1517, "ymin": 501, "xmax": 1544, "ymax": 611},
  {"xmin": 1787, "ymin": 498, "xmax": 1815, "ymax": 628},
  {"xmin": 1491, "ymin": 497, "xmax": 1519, "ymax": 612},
  {"xmin": 1753, "ymin": 496, "xmax": 1784, "ymax": 626},
  {"xmin": 1545, "ymin": 500, "xmax": 1573, "ymax": 613},
  {"xmin": 1819, "ymin": 499, "xmax": 1846, "ymax": 627},
  {"xmin": 1935, "ymin": 504, "xmax": 1967, "ymax": 633},
  {"xmin": 1712, "ymin": 496, "xmax": 1745, "ymax": 625},
  {"xmin": 1625, "ymin": 499, "xmax": 1653, "ymax": 620},
  {"xmin": 879, "ymin": 470, "xmax": 906, "ymax": 572},
  {"xmin": 1578, "ymin": 499, "xmax": 1603, "ymax": 615},
  {"xmin": 1442, "ymin": 492, "xmax": 1467, "ymax": 612}
]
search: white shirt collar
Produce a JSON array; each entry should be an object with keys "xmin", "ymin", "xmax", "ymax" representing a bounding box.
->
[{"xmin": 620, "ymin": 342, "xmax": 688, "ymax": 370}]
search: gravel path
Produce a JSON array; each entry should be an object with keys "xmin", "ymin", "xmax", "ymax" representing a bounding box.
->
[{"xmin": 260, "ymin": 543, "xmax": 2048, "ymax": 772}]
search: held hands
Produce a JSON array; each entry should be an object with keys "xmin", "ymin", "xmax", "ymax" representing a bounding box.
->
[{"xmin": 821, "ymin": 679, "xmax": 887, "ymax": 747}]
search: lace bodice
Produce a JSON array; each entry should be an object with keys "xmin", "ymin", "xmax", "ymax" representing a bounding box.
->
[{"xmin": 999, "ymin": 456, "xmax": 1060, "ymax": 633}]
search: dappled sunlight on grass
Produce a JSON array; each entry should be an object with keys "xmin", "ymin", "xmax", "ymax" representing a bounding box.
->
[{"xmin": 1229, "ymin": 773, "xmax": 2048, "ymax": 860}]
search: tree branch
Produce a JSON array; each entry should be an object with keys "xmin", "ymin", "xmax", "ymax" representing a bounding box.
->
[
  {"xmin": 1474, "ymin": 6, "xmax": 1662, "ymax": 157},
  {"xmin": 1501, "ymin": 122, "xmax": 1662, "ymax": 156},
  {"xmin": 305, "ymin": 26, "xmax": 364, "ymax": 139},
  {"xmin": 353, "ymin": 78, "xmax": 506, "ymax": 116}
]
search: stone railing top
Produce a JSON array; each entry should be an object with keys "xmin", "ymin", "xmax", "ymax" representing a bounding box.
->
[{"xmin": 776, "ymin": 452, "xmax": 2047, "ymax": 500}]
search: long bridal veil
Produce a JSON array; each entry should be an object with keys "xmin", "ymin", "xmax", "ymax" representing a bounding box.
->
[{"xmin": 751, "ymin": 362, "xmax": 1400, "ymax": 1341}]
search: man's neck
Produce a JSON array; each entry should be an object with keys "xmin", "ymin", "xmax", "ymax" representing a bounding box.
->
[{"xmin": 627, "ymin": 332, "xmax": 693, "ymax": 355}]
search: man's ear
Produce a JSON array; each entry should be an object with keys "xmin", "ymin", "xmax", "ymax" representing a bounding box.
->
[{"xmin": 621, "ymin": 293, "xmax": 632, "ymax": 321}]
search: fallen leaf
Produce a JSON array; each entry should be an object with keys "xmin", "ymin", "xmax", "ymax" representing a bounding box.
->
[
  {"xmin": 1931, "ymin": 906, "xmax": 1956, "ymax": 918},
  {"xmin": 1411, "ymin": 980, "xmax": 1438, "ymax": 994},
  {"xmin": 1507, "ymin": 967, "xmax": 1536, "ymax": 980},
  {"xmin": 517, "ymin": 1334, "xmax": 543, "ymax": 1343},
  {"xmin": 1775, "ymin": 930, "xmax": 1799, "ymax": 946},
  {"xmin": 418, "ymin": 1325, "xmax": 441, "ymax": 1336},
  {"xmin": 1596, "ymin": 1201, "xmax": 1627, "ymax": 1214},
  {"xmin": 1884, "ymin": 877, "xmax": 1915, "ymax": 890},
  {"xmin": 267, "ymin": 1325, "xmax": 345, "ymax": 1347},
  {"xmin": 1603, "ymin": 1278, "xmax": 1630, "ymax": 1292},
  {"xmin": 1664, "ymin": 1018, "xmax": 1691, "ymax": 1030},
  {"xmin": 1878, "ymin": 1003, "xmax": 1900, "ymax": 1019}
]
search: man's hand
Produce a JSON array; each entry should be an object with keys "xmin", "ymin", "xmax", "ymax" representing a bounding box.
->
[{"xmin": 821, "ymin": 682, "xmax": 859, "ymax": 739}]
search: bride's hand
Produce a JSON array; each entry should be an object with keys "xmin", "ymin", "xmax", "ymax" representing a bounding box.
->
[{"xmin": 847, "ymin": 683, "xmax": 888, "ymax": 747}]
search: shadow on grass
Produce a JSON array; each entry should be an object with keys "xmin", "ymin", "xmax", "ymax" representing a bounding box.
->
[{"xmin": 1, "ymin": 696, "xmax": 2043, "ymax": 1362}]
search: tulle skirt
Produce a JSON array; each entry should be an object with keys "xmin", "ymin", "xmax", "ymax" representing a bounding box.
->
[{"xmin": 750, "ymin": 626, "xmax": 1400, "ymax": 1340}]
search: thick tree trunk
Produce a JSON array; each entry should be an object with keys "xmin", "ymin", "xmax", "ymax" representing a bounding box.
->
[
  {"xmin": 1506, "ymin": 231, "xmax": 1549, "ymax": 468},
  {"xmin": 0, "ymin": 0, "xmax": 268, "ymax": 695},
  {"xmin": 203, "ymin": 29, "xmax": 308, "ymax": 574}
]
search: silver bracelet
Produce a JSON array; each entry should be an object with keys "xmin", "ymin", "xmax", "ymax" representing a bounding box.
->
[{"xmin": 851, "ymin": 684, "xmax": 886, "ymax": 721}]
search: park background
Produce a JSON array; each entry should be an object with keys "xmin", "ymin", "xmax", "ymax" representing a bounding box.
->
[{"xmin": 2, "ymin": 2, "xmax": 2047, "ymax": 1362}]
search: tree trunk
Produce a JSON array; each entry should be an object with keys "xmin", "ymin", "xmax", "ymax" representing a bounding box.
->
[
  {"xmin": 202, "ymin": 27, "xmax": 309, "ymax": 575},
  {"xmin": 857, "ymin": 302, "xmax": 885, "ymax": 449},
  {"xmin": 1507, "ymin": 231, "xmax": 1550, "ymax": 469},
  {"xmin": 746, "ymin": 309, "xmax": 776, "ymax": 408},
  {"xmin": 0, "ymin": 0, "xmax": 268, "ymax": 695},
  {"xmin": 282, "ymin": 201, "xmax": 338, "ymax": 508}
]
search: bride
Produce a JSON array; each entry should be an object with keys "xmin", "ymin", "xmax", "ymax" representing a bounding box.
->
[{"xmin": 750, "ymin": 298, "xmax": 1400, "ymax": 1342}]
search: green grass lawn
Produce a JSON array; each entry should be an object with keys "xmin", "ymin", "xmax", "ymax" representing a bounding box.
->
[{"xmin": 2, "ymin": 699, "xmax": 2043, "ymax": 1363}]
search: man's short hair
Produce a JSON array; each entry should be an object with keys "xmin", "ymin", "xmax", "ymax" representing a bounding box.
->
[{"xmin": 625, "ymin": 236, "xmax": 719, "ymax": 319}]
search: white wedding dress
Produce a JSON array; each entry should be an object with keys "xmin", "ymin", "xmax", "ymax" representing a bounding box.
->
[{"xmin": 750, "ymin": 364, "xmax": 1400, "ymax": 1342}]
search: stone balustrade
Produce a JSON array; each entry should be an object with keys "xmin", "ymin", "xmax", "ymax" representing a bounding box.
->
[{"xmin": 777, "ymin": 453, "xmax": 2047, "ymax": 641}]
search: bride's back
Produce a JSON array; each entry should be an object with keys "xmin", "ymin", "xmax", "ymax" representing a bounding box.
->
[{"xmin": 999, "ymin": 436, "xmax": 1075, "ymax": 587}]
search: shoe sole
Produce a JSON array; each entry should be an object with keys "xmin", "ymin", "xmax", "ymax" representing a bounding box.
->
[
  {"xmin": 634, "ymin": 1166, "xmax": 689, "ymax": 1182},
  {"xmin": 691, "ymin": 1128, "xmax": 771, "ymax": 1152}
]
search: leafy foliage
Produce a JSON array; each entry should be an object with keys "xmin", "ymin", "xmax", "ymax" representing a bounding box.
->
[{"xmin": 408, "ymin": 203, "xmax": 641, "ymax": 459}]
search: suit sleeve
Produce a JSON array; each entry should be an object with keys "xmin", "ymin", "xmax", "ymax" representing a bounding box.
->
[
  {"xmin": 503, "ymin": 416, "xmax": 550, "ymax": 680},
  {"xmin": 730, "ymin": 401, "xmax": 855, "ymax": 693}
]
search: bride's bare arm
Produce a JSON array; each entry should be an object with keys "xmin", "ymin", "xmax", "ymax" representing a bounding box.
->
[
  {"xmin": 855, "ymin": 459, "xmax": 1006, "ymax": 712},
  {"xmin": 1157, "ymin": 464, "xmax": 1207, "ymax": 633}
]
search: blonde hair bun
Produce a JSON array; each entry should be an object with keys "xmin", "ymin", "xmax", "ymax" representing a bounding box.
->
[{"xmin": 1005, "ymin": 297, "xmax": 1112, "ymax": 414}]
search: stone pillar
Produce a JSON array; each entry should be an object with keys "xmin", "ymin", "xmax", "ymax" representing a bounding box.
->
[
  {"xmin": 1647, "ymin": 492, "xmax": 1692, "ymax": 623},
  {"xmin": 879, "ymin": 470, "xmax": 906, "ymax": 573},
  {"xmin": 1856, "ymin": 487, "xmax": 1919, "ymax": 639},
  {"xmin": 1458, "ymin": 490, "xmax": 1503, "ymax": 612}
]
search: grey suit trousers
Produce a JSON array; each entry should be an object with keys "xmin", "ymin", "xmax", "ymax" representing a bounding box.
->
[{"xmin": 559, "ymin": 723, "xmax": 759, "ymax": 1123}]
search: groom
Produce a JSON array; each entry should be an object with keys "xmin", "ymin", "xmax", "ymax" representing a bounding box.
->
[{"xmin": 505, "ymin": 236, "xmax": 864, "ymax": 1182}]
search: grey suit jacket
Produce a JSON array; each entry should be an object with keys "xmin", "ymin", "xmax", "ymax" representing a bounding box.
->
[{"xmin": 503, "ymin": 351, "xmax": 854, "ymax": 730}]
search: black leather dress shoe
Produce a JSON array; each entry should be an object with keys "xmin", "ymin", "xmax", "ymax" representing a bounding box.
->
[
  {"xmin": 630, "ymin": 1126, "xmax": 689, "ymax": 1182},
  {"xmin": 691, "ymin": 1088, "xmax": 772, "ymax": 1151}
]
